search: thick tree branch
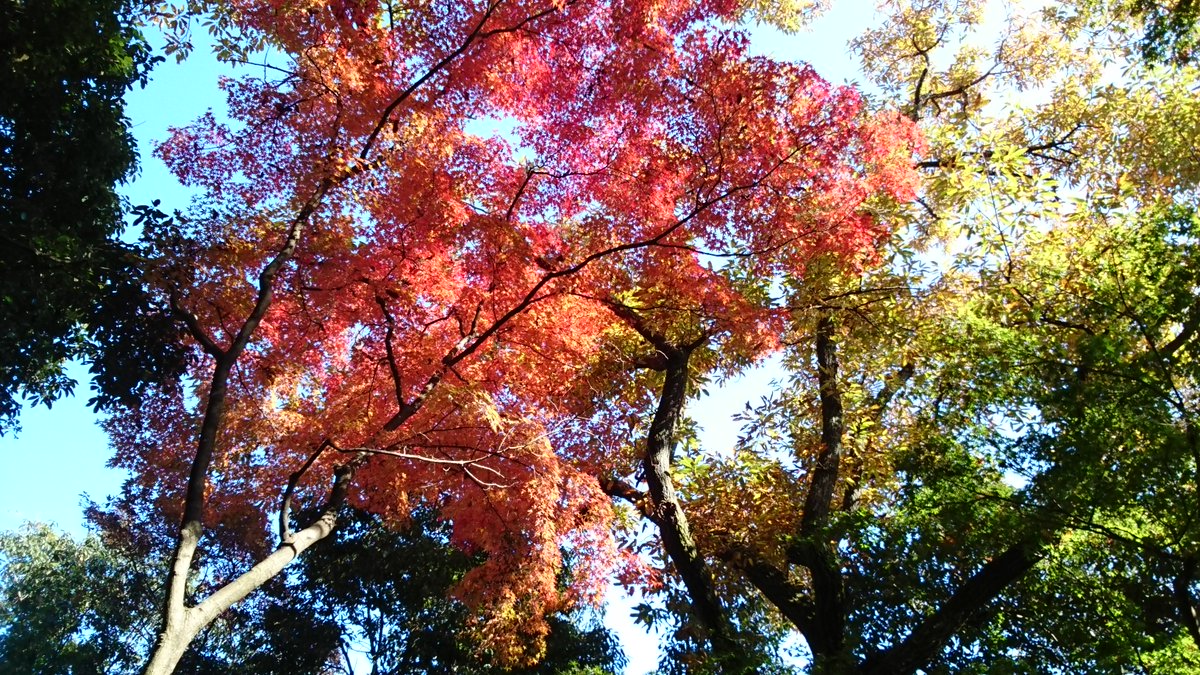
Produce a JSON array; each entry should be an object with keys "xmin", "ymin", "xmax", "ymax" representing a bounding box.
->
[
  {"xmin": 147, "ymin": 4, "xmax": 625, "ymax": 671},
  {"xmin": 199, "ymin": 461, "xmax": 356, "ymax": 619},
  {"xmin": 644, "ymin": 351, "xmax": 719, "ymax": 619},
  {"xmin": 802, "ymin": 315, "xmax": 844, "ymax": 533},
  {"xmin": 1175, "ymin": 557, "xmax": 1200, "ymax": 651},
  {"xmin": 150, "ymin": 44, "xmax": 410, "ymax": 672},
  {"xmin": 1162, "ymin": 304, "xmax": 1200, "ymax": 357},
  {"xmin": 179, "ymin": 175, "xmax": 333, "ymax": 532},
  {"xmin": 152, "ymin": 177, "xmax": 333, "ymax": 674},
  {"xmin": 599, "ymin": 475, "xmax": 653, "ymax": 517},
  {"xmin": 787, "ymin": 314, "xmax": 848, "ymax": 659},
  {"xmin": 786, "ymin": 538, "xmax": 845, "ymax": 660},
  {"xmin": 636, "ymin": 344, "xmax": 750, "ymax": 669},
  {"xmin": 726, "ymin": 549, "xmax": 816, "ymax": 638},
  {"xmin": 144, "ymin": 460, "xmax": 357, "ymax": 675},
  {"xmin": 859, "ymin": 538, "xmax": 1046, "ymax": 675}
]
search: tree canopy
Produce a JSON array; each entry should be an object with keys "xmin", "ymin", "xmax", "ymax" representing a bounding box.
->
[
  {"xmin": 19, "ymin": 0, "xmax": 1200, "ymax": 672},
  {"xmin": 649, "ymin": 1, "xmax": 1200, "ymax": 671},
  {"xmin": 0, "ymin": 514, "xmax": 625, "ymax": 673},
  {"xmin": 103, "ymin": 1, "xmax": 919, "ymax": 671},
  {"xmin": 0, "ymin": 0, "xmax": 184, "ymax": 434}
]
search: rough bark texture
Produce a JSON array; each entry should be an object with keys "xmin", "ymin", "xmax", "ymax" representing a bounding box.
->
[
  {"xmin": 795, "ymin": 315, "xmax": 847, "ymax": 661},
  {"xmin": 605, "ymin": 299, "xmax": 750, "ymax": 669},
  {"xmin": 643, "ymin": 351, "xmax": 730, "ymax": 637},
  {"xmin": 802, "ymin": 315, "xmax": 845, "ymax": 534},
  {"xmin": 734, "ymin": 552, "xmax": 816, "ymax": 638}
]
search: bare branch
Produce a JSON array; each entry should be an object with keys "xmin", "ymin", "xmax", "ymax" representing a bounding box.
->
[
  {"xmin": 329, "ymin": 439, "xmax": 504, "ymax": 475},
  {"xmin": 169, "ymin": 291, "xmax": 224, "ymax": 358},
  {"xmin": 374, "ymin": 294, "xmax": 407, "ymax": 408},
  {"xmin": 279, "ymin": 439, "xmax": 333, "ymax": 545},
  {"xmin": 599, "ymin": 475, "xmax": 653, "ymax": 517}
]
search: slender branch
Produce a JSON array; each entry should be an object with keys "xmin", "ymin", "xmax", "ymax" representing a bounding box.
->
[
  {"xmin": 906, "ymin": 28, "xmax": 937, "ymax": 121},
  {"xmin": 359, "ymin": 0, "xmax": 503, "ymax": 159},
  {"xmin": 378, "ymin": 332, "xmax": 476, "ymax": 433},
  {"xmin": 328, "ymin": 439, "xmax": 505, "ymax": 476},
  {"xmin": 444, "ymin": 168, "xmax": 785, "ymax": 368},
  {"xmin": 375, "ymin": 294, "xmax": 407, "ymax": 407},
  {"xmin": 279, "ymin": 439, "xmax": 333, "ymax": 544},
  {"xmin": 919, "ymin": 121, "xmax": 1084, "ymax": 174},
  {"xmin": 922, "ymin": 60, "xmax": 1002, "ymax": 105},
  {"xmin": 359, "ymin": 0, "xmax": 567, "ymax": 161},
  {"xmin": 506, "ymin": 165, "xmax": 537, "ymax": 222},
  {"xmin": 169, "ymin": 291, "xmax": 224, "ymax": 358}
]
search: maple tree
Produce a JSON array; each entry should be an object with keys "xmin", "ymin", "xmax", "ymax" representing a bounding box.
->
[{"xmin": 104, "ymin": 0, "xmax": 920, "ymax": 672}]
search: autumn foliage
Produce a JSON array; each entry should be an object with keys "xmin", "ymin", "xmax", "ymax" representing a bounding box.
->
[{"xmin": 110, "ymin": 0, "xmax": 919, "ymax": 668}]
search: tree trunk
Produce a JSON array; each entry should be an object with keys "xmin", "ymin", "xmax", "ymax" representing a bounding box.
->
[{"xmin": 142, "ymin": 482, "xmax": 348, "ymax": 674}]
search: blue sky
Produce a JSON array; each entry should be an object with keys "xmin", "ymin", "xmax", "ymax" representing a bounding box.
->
[{"xmin": 0, "ymin": 6, "xmax": 869, "ymax": 672}]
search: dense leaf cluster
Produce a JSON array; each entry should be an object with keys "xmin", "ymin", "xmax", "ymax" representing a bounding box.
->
[
  {"xmin": 1135, "ymin": 0, "xmax": 1200, "ymax": 64},
  {"xmin": 8, "ymin": 0, "xmax": 1200, "ymax": 672},
  {"xmin": 0, "ymin": 0, "xmax": 182, "ymax": 433}
]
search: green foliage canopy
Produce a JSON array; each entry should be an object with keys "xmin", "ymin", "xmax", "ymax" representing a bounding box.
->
[
  {"xmin": 0, "ymin": 0, "xmax": 181, "ymax": 433},
  {"xmin": 0, "ymin": 511, "xmax": 625, "ymax": 674}
]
